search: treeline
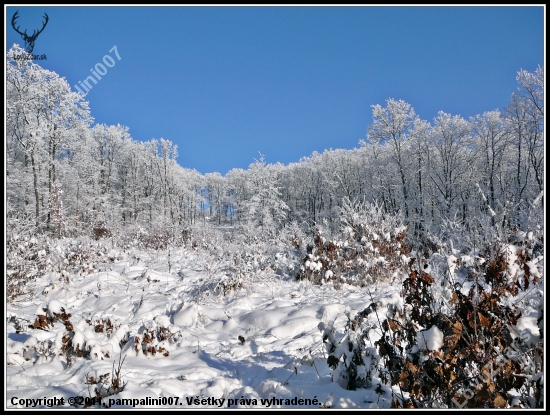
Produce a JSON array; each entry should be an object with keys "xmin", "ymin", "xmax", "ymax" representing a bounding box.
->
[{"xmin": 6, "ymin": 44, "xmax": 544, "ymax": 246}]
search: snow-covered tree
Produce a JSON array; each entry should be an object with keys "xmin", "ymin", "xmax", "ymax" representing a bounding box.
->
[
  {"xmin": 7, "ymin": 44, "xmax": 92, "ymax": 229},
  {"xmin": 241, "ymin": 156, "xmax": 289, "ymax": 239},
  {"xmin": 367, "ymin": 99, "xmax": 420, "ymax": 219},
  {"xmin": 430, "ymin": 112, "xmax": 472, "ymax": 216}
]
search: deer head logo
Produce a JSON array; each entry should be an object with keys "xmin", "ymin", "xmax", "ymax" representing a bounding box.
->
[{"xmin": 11, "ymin": 10, "xmax": 49, "ymax": 54}]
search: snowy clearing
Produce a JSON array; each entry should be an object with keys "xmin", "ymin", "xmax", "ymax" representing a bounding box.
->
[{"xmin": 7, "ymin": 247, "xmax": 401, "ymax": 409}]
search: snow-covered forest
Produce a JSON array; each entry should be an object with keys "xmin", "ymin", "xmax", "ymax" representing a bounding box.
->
[{"xmin": 6, "ymin": 43, "xmax": 544, "ymax": 409}]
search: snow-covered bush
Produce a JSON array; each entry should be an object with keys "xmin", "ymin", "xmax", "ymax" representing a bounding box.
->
[
  {"xmin": 7, "ymin": 231, "xmax": 120, "ymax": 304},
  {"xmin": 374, "ymin": 236, "xmax": 544, "ymax": 408},
  {"xmin": 319, "ymin": 307, "xmax": 380, "ymax": 391},
  {"xmin": 92, "ymin": 221, "xmax": 111, "ymax": 240},
  {"xmin": 298, "ymin": 199, "xmax": 409, "ymax": 287},
  {"xmin": 126, "ymin": 317, "xmax": 180, "ymax": 358},
  {"xmin": 186, "ymin": 220, "xmax": 305, "ymax": 299},
  {"xmin": 20, "ymin": 300, "xmax": 130, "ymax": 369}
]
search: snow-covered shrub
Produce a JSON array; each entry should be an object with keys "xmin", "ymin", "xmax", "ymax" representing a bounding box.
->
[
  {"xmin": 26, "ymin": 301, "xmax": 131, "ymax": 368},
  {"xmin": 7, "ymin": 234, "xmax": 41, "ymax": 302},
  {"xmin": 273, "ymin": 221, "xmax": 308, "ymax": 278},
  {"xmin": 375, "ymin": 237, "xmax": 544, "ymax": 408},
  {"xmin": 8, "ymin": 225, "xmax": 125, "ymax": 300},
  {"xmin": 7, "ymin": 231, "xmax": 123, "ymax": 304},
  {"xmin": 84, "ymin": 355, "xmax": 127, "ymax": 406},
  {"xmin": 92, "ymin": 220, "xmax": 111, "ymax": 240},
  {"xmin": 319, "ymin": 307, "xmax": 379, "ymax": 391},
  {"xmin": 127, "ymin": 318, "xmax": 181, "ymax": 357},
  {"xmin": 117, "ymin": 222, "xmax": 193, "ymax": 251},
  {"xmin": 298, "ymin": 199, "xmax": 409, "ymax": 287},
  {"xmin": 186, "ymin": 220, "xmax": 304, "ymax": 299},
  {"xmin": 129, "ymin": 225, "xmax": 174, "ymax": 250}
]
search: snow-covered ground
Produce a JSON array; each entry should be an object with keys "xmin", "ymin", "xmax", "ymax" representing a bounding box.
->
[{"xmin": 6, "ymin": 247, "xmax": 402, "ymax": 409}]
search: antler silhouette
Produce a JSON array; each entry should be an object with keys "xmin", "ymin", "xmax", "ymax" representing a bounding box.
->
[{"xmin": 11, "ymin": 10, "xmax": 49, "ymax": 54}]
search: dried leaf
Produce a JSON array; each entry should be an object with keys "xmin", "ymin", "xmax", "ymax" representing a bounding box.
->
[
  {"xmin": 422, "ymin": 272, "xmax": 434, "ymax": 283},
  {"xmin": 406, "ymin": 361, "xmax": 420, "ymax": 374},
  {"xmin": 449, "ymin": 370, "xmax": 456, "ymax": 382},
  {"xmin": 388, "ymin": 318, "xmax": 400, "ymax": 332},
  {"xmin": 478, "ymin": 312, "xmax": 491, "ymax": 328},
  {"xmin": 494, "ymin": 394, "xmax": 507, "ymax": 408},
  {"xmin": 452, "ymin": 321, "xmax": 463, "ymax": 335},
  {"xmin": 450, "ymin": 291, "xmax": 459, "ymax": 304}
]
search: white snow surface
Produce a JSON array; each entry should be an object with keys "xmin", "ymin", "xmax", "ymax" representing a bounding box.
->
[{"xmin": 6, "ymin": 247, "xmax": 402, "ymax": 409}]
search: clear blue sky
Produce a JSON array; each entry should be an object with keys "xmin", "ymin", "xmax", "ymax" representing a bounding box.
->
[{"xmin": 6, "ymin": 6, "xmax": 544, "ymax": 175}]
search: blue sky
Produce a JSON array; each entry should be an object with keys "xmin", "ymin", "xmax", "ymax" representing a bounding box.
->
[{"xmin": 6, "ymin": 6, "xmax": 544, "ymax": 175}]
